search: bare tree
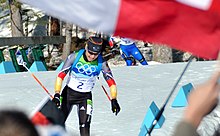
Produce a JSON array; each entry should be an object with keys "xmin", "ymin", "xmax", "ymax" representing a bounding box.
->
[
  {"xmin": 8, "ymin": 0, "xmax": 24, "ymax": 37},
  {"xmin": 48, "ymin": 17, "xmax": 61, "ymax": 58},
  {"xmin": 62, "ymin": 23, "xmax": 72, "ymax": 60}
]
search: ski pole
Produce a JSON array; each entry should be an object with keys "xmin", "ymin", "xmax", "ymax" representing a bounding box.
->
[
  {"xmin": 97, "ymin": 77, "xmax": 111, "ymax": 101},
  {"xmin": 20, "ymin": 62, "xmax": 54, "ymax": 99}
]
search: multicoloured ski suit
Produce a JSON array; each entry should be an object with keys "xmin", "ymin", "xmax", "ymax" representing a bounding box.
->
[{"xmin": 55, "ymin": 49, "xmax": 117, "ymax": 136}]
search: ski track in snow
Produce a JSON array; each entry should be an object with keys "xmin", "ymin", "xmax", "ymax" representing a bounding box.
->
[{"xmin": 0, "ymin": 61, "xmax": 218, "ymax": 136}]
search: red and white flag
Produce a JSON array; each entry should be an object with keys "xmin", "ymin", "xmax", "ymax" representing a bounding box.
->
[{"xmin": 19, "ymin": 0, "xmax": 220, "ymax": 59}]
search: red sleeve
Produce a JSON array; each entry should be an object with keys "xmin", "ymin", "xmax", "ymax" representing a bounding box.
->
[
  {"xmin": 58, "ymin": 72, "xmax": 66, "ymax": 80},
  {"xmin": 106, "ymin": 78, "xmax": 116, "ymax": 87}
]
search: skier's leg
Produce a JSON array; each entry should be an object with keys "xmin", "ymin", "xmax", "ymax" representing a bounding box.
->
[
  {"xmin": 60, "ymin": 86, "xmax": 73, "ymax": 125},
  {"xmin": 139, "ymin": 58, "xmax": 148, "ymax": 65},
  {"xmin": 124, "ymin": 57, "xmax": 133, "ymax": 66},
  {"xmin": 121, "ymin": 51, "xmax": 133, "ymax": 66},
  {"xmin": 78, "ymin": 99, "xmax": 93, "ymax": 136},
  {"xmin": 131, "ymin": 45, "xmax": 148, "ymax": 65},
  {"xmin": 120, "ymin": 46, "xmax": 133, "ymax": 66}
]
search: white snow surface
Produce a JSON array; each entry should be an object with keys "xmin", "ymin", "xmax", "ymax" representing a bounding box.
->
[{"xmin": 0, "ymin": 61, "xmax": 219, "ymax": 136}]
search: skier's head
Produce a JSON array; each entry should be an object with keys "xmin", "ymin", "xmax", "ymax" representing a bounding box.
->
[
  {"xmin": 85, "ymin": 36, "xmax": 103, "ymax": 61},
  {"xmin": 87, "ymin": 36, "xmax": 103, "ymax": 54}
]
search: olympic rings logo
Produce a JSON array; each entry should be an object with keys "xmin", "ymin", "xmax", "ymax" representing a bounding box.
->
[{"xmin": 75, "ymin": 62, "xmax": 96, "ymax": 75}]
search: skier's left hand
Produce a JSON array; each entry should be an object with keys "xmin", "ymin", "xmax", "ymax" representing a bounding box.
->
[
  {"xmin": 111, "ymin": 99, "xmax": 121, "ymax": 115},
  {"xmin": 52, "ymin": 93, "xmax": 61, "ymax": 108}
]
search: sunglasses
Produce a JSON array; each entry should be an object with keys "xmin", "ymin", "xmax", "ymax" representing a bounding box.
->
[{"xmin": 87, "ymin": 50, "xmax": 100, "ymax": 55}]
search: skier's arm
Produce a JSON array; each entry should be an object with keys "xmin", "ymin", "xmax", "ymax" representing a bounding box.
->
[
  {"xmin": 109, "ymin": 36, "xmax": 120, "ymax": 48},
  {"xmin": 54, "ymin": 53, "xmax": 76, "ymax": 94},
  {"xmin": 102, "ymin": 60, "xmax": 121, "ymax": 115},
  {"xmin": 101, "ymin": 61, "xmax": 117, "ymax": 99}
]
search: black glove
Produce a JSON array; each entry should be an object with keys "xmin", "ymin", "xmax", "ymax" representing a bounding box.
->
[
  {"xmin": 111, "ymin": 99, "xmax": 120, "ymax": 115},
  {"xmin": 52, "ymin": 93, "xmax": 60, "ymax": 108}
]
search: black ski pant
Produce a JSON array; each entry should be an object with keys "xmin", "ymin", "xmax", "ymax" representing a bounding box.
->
[{"xmin": 60, "ymin": 86, "xmax": 93, "ymax": 136}]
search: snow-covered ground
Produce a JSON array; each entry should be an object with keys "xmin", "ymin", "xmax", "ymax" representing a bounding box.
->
[{"xmin": 0, "ymin": 61, "xmax": 219, "ymax": 136}]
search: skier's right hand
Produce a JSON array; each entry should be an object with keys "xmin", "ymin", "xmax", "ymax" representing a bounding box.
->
[{"xmin": 52, "ymin": 93, "xmax": 60, "ymax": 107}]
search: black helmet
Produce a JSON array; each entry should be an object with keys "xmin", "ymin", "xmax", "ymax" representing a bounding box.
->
[{"xmin": 87, "ymin": 36, "xmax": 103, "ymax": 54}]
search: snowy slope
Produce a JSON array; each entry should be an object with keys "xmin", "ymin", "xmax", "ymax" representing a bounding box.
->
[{"xmin": 0, "ymin": 61, "xmax": 218, "ymax": 136}]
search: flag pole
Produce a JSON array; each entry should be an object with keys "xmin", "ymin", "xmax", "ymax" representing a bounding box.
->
[{"xmin": 147, "ymin": 56, "xmax": 194, "ymax": 135}]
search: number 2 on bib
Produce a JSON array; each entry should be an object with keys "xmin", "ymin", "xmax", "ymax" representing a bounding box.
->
[{"xmin": 77, "ymin": 82, "xmax": 84, "ymax": 89}]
